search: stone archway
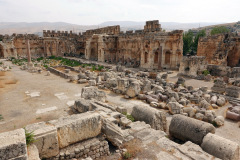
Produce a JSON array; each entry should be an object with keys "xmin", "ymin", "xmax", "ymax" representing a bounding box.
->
[
  {"xmin": 144, "ymin": 52, "xmax": 148, "ymax": 63},
  {"xmin": 90, "ymin": 48, "xmax": 98, "ymax": 61},
  {"xmin": 154, "ymin": 51, "xmax": 158, "ymax": 64},
  {"xmin": 165, "ymin": 51, "xmax": 171, "ymax": 65}
]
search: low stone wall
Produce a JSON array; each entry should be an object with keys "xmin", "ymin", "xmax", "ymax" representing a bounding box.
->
[
  {"xmin": 0, "ymin": 128, "xmax": 28, "ymax": 160},
  {"xmin": 48, "ymin": 138, "xmax": 110, "ymax": 160},
  {"xmin": 48, "ymin": 67, "xmax": 70, "ymax": 79}
]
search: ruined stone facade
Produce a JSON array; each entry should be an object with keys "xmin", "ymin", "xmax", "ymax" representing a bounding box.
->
[
  {"xmin": 85, "ymin": 21, "xmax": 183, "ymax": 69},
  {"xmin": 0, "ymin": 20, "xmax": 183, "ymax": 69},
  {"xmin": 197, "ymin": 33, "xmax": 240, "ymax": 67}
]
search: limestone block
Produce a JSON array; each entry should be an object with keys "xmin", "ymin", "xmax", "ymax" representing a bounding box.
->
[
  {"xmin": 201, "ymin": 133, "xmax": 239, "ymax": 160},
  {"xmin": 126, "ymin": 81, "xmax": 141, "ymax": 98},
  {"xmin": 178, "ymin": 141, "xmax": 221, "ymax": 160},
  {"xmin": 81, "ymin": 86, "xmax": 106, "ymax": 102},
  {"xmin": 102, "ymin": 120, "xmax": 125, "ymax": 147},
  {"xmin": 0, "ymin": 128, "xmax": 28, "ymax": 160},
  {"xmin": 169, "ymin": 115, "xmax": 215, "ymax": 145},
  {"xmin": 26, "ymin": 122, "xmax": 59, "ymax": 158},
  {"xmin": 199, "ymin": 99, "xmax": 211, "ymax": 110},
  {"xmin": 216, "ymin": 97, "xmax": 226, "ymax": 107},
  {"xmin": 88, "ymin": 80, "xmax": 96, "ymax": 86},
  {"xmin": 211, "ymin": 95, "xmax": 217, "ymax": 104},
  {"xmin": 226, "ymin": 86, "xmax": 240, "ymax": 98},
  {"xmin": 49, "ymin": 113, "xmax": 102, "ymax": 148},
  {"xmin": 167, "ymin": 102, "xmax": 182, "ymax": 115},
  {"xmin": 74, "ymin": 98, "xmax": 95, "ymax": 113},
  {"xmin": 131, "ymin": 105, "xmax": 167, "ymax": 131},
  {"xmin": 214, "ymin": 116, "xmax": 224, "ymax": 126},
  {"xmin": 117, "ymin": 78, "xmax": 129, "ymax": 93},
  {"xmin": 226, "ymin": 111, "xmax": 240, "ymax": 121},
  {"xmin": 27, "ymin": 144, "xmax": 40, "ymax": 160}
]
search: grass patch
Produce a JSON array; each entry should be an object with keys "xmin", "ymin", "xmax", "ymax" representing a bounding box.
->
[
  {"xmin": 202, "ymin": 70, "xmax": 210, "ymax": 76},
  {"xmin": 123, "ymin": 152, "xmax": 132, "ymax": 159},
  {"xmin": 123, "ymin": 112, "xmax": 135, "ymax": 122},
  {"xmin": 0, "ymin": 114, "xmax": 3, "ymax": 120},
  {"xmin": 24, "ymin": 128, "xmax": 36, "ymax": 146},
  {"xmin": 36, "ymin": 117, "xmax": 41, "ymax": 120}
]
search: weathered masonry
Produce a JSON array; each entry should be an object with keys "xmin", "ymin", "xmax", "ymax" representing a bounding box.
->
[
  {"xmin": 85, "ymin": 21, "xmax": 183, "ymax": 70},
  {"xmin": 0, "ymin": 20, "xmax": 183, "ymax": 70}
]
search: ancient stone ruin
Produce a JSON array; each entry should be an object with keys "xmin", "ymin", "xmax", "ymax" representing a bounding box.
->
[{"xmin": 0, "ymin": 20, "xmax": 240, "ymax": 160}]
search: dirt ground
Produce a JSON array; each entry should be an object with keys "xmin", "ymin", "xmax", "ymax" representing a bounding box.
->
[{"xmin": 0, "ymin": 59, "xmax": 239, "ymax": 146}]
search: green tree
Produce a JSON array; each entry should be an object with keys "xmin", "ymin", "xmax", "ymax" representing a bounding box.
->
[
  {"xmin": 183, "ymin": 30, "xmax": 194, "ymax": 55},
  {"xmin": 210, "ymin": 26, "xmax": 230, "ymax": 35},
  {"xmin": 193, "ymin": 29, "xmax": 206, "ymax": 53}
]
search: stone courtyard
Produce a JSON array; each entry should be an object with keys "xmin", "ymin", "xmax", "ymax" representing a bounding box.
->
[{"xmin": 0, "ymin": 21, "xmax": 240, "ymax": 160}]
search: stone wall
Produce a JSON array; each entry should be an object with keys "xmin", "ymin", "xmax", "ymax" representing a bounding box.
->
[
  {"xmin": 197, "ymin": 33, "xmax": 240, "ymax": 67},
  {"xmin": 179, "ymin": 56, "xmax": 207, "ymax": 77},
  {"xmin": 84, "ymin": 25, "xmax": 120, "ymax": 36},
  {"xmin": 0, "ymin": 20, "xmax": 183, "ymax": 70},
  {"xmin": 49, "ymin": 138, "xmax": 110, "ymax": 160},
  {"xmin": 85, "ymin": 26, "xmax": 183, "ymax": 70}
]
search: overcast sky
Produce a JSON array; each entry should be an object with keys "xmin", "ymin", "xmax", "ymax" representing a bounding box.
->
[{"xmin": 0, "ymin": 0, "xmax": 239, "ymax": 25}]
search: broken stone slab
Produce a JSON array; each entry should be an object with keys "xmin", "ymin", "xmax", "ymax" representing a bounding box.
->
[
  {"xmin": 125, "ymin": 81, "xmax": 141, "ymax": 98},
  {"xmin": 226, "ymin": 111, "xmax": 240, "ymax": 121},
  {"xmin": 0, "ymin": 128, "xmax": 28, "ymax": 160},
  {"xmin": 216, "ymin": 96, "xmax": 226, "ymax": 107},
  {"xmin": 81, "ymin": 86, "xmax": 106, "ymax": 102},
  {"xmin": 101, "ymin": 119, "xmax": 125, "ymax": 147},
  {"xmin": 73, "ymin": 98, "xmax": 95, "ymax": 113},
  {"xmin": 27, "ymin": 144, "xmax": 40, "ymax": 160},
  {"xmin": 167, "ymin": 102, "xmax": 183, "ymax": 115},
  {"xmin": 178, "ymin": 141, "xmax": 221, "ymax": 160},
  {"xmin": 133, "ymin": 127, "xmax": 166, "ymax": 145},
  {"xmin": 88, "ymin": 80, "xmax": 96, "ymax": 86},
  {"xmin": 226, "ymin": 86, "xmax": 240, "ymax": 98},
  {"xmin": 25, "ymin": 122, "xmax": 59, "ymax": 158},
  {"xmin": 131, "ymin": 105, "xmax": 167, "ymax": 131},
  {"xmin": 214, "ymin": 116, "xmax": 224, "ymax": 126},
  {"xmin": 169, "ymin": 115, "xmax": 215, "ymax": 145},
  {"xmin": 48, "ymin": 112, "xmax": 102, "ymax": 148},
  {"xmin": 201, "ymin": 133, "xmax": 240, "ymax": 160}
]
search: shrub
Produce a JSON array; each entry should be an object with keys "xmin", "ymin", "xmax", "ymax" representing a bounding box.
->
[
  {"xmin": 91, "ymin": 65, "xmax": 96, "ymax": 71},
  {"xmin": 37, "ymin": 57, "xmax": 44, "ymax": 61},
  {"xmin": 123, "ymin": 152, "xmax": 132, "ymax": 159},
  {"xmin": 43, "ymin": 65, "xmax": 48, "ymax": 69},
  {"xmin": 24, "ymin": 128, "xmax": 36, "ymax": 146},
  {"xmin": 123, "ymin": 112, "xmax": 135, "ymax": 122},
  {"xmin": 0, "ymin": 114, "xmax": 3, "ymax": 120},
  {"xmin": 97, "ymin": 65, "xmax": 104, "ymax": 71},
  {"xmin": 202, "ymin": 70, "xmax": 210, "ymax": 76}
]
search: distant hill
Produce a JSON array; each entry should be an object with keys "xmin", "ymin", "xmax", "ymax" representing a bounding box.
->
[
  {"xmin": 99, "ymin": 21, "xmax": 225, "ymax": 31},
  {"xmin": 0, "ymin": 22, "xmax": 97, "ymax": 36},
  {"xmin": 0, "ymin": 21, "xmax": 233, "ymax": 36}
]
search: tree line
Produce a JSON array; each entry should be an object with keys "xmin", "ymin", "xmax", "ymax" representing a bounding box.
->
[{"xmin": 183, "ymin": 26, "xmax": 230, "ymax": 56}]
